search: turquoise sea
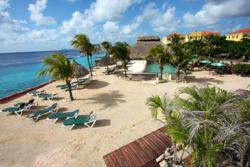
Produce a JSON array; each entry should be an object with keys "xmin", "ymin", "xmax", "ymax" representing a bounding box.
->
[{"xmin": 0, "ymin": 50, "xmax": 104, "ymax": 98}]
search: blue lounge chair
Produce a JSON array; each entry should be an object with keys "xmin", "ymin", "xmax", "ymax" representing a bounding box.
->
[
  {"xmin": 47, "ymin": 109, "xmax": 79, "ymax": 122},
  {"xmin": 63, "ymin": 111, "xmax": 96, "ymax": 130},
  {"xmin": 27, "ymin": 103, "xmax": 58, "ymax": 121}
]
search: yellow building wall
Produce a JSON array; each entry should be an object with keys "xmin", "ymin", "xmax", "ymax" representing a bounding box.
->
[
  {"xmin": 161, "ymin": 36, "xmax": 170, "ymax": 45},
  {"xmin": 184, "ymin": 32, "xmax": 204, "ymax": 42},
  {"xmin": 226, "ymin": 33, "xmax": 244, "ymax": 42}
]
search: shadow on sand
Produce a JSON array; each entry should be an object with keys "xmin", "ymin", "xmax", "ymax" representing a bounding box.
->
[
  {"xmin": 187, "ymin": 76, "xmax": 223, "ymax": 84},
  {"xmin": 84, "ymin": 80, "xmax": 109, "ymax": 89},
  {"xmin": 72, "ymin": 119, "xmax": 111, "ymax": 130},
  {"xmin": 85, "ymin": 90, "xmax": 126, "ymax": 110}
]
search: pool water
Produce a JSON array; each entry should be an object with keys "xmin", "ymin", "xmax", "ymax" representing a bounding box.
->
[{"xmin": 146, "ymin": 61, "xmax": 176, "ymax": 74}]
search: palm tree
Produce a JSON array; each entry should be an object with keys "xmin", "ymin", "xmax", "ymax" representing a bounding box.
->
[
  {"xmin": 110, "ymin": 42, "xmax": 130, "ymax": 77},
  {"xmin": 146, "ymin": 95, "xmax": 167, "ymax": 119},
  {"xmin": 146, "ymin": 86, "xmax": 250, "ymax": 166},
  {"xmin": 169, "ymin": 43, "xmax": 193, "ymax": 82},
  {"xmin": 202, "ymin": 35, "xmax": 217, "ymax": 58},
  {"xmin": 37, "ymin": 53, "xmax": 74, "ymax": 101},
  {"xmin": 147, "ymin": 45, "xmax": 171, "ymax": 80},
  {"xmin": 101, "ymin": 41, "xmax": 112, "ymax": 70},
  {"xmin": 72, "ymin": 34, "xmax": 97, "ymax": 76}
]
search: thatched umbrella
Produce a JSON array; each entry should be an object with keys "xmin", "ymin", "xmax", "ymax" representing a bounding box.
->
[{"xmin": 71, "ymin": 59, "xmax": 89, "ymax": 81}]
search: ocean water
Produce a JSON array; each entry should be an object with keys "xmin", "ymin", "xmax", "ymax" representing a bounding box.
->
[{"xmin": 0, "ymin": 50, "xmax": 104, "ymax": 98}]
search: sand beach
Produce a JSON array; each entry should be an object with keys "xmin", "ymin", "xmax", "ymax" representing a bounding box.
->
[{"xmin": 0, "ymin": 67, "xmax": 250, "ymax": 167}]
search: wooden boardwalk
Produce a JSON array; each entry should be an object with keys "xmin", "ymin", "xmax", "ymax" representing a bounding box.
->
[{"xmin": 103, "ymin": 127, "xmax": 171, "ymax": 167}]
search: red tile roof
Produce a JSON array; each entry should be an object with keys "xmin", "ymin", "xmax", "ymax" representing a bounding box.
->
[
  {"xmin": 229, "ymin": 28, "xmax": 250, "ymax": 34},
  {"xmin": 201, "ymin": 31, "xmax": 220, "ymax": 36},
  {"xmin": 165, "ymin": 32, "xmax": 184, "ymax": 38}
]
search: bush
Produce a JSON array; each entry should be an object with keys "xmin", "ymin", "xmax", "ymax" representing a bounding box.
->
[{"xmin": 231, "ymin": 64, "xmax": 250, "ymax": 76}]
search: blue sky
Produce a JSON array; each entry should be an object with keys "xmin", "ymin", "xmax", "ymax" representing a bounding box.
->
[{"xmin": 0, "ymin": 0, "xmax": 250, "ymax": 53}]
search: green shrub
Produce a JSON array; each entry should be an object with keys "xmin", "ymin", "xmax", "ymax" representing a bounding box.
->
[{"xmin": 231, "ymin": 64, "xmax": 250, "ymax": 76}]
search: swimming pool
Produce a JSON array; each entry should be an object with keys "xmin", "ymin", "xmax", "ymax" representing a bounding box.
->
[{"xmin": 145, "ymin": 61, "xmax": 176, "ymax": 74}]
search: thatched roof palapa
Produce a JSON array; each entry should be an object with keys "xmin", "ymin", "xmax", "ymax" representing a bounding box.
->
[
  {"xmin": 71, "ymin": 60, "xmax": 89, "ymax": 79},
  {"xmin": 130, "ymin": 36, "xmax": 164, "ymax": 59}
]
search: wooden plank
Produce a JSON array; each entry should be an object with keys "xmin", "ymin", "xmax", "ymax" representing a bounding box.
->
[{"xmin": 103, "ymin": 127, "xmax": 171, "ymax": 167}]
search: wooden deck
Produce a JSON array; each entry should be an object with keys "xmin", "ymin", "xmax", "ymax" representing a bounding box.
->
[{"xmin": 103, "ymin": 127, "xmax": 171, "ymax": 167}]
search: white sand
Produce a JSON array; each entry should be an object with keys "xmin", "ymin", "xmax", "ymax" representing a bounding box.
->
[{"xmin": 0, "ymin": 68, "xmax": 249, "ymax": 167}]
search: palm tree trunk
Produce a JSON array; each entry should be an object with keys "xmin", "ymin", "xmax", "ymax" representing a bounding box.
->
[
  {"xmin": 124, "ymin": 63, "xmax": 127, "ymax": 77},
  {"xmin": 66, "ymin": 80, "xmax": 74, "ymax": 101},
  {"xmin": 160, "ymin": 66, "xmax": 163, "ymax": 80},
  {"xmin": 176, "ymin": 67, "xmax": 180, "ymax": 82},
  {"xmin": 90, "ymin": 55, "xmax": 93, "ymax": 67},
  {"xmin": 86, "ymin": 56, "xmax": 93, "ymax": 76}
]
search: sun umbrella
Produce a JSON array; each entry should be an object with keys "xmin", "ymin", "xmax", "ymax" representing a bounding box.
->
[{"xmin": 71, "ymin": 59, "xmax": 89, "ymax": 80}]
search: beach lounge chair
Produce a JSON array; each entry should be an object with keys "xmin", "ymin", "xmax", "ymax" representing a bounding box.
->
[
  {"xmin": 38, "ymin": 93, "xmax": 57, "ymax": 100},
  {"xmin": 28, "ymin": 90, "xmax": 43, "ymax": 96},
  {"xmin": 63, "ymin": 111, "xmax": 96, "ymax": 130},
  {"xmin": 56, "ymin": 84, "xmax": 69, "ymax": 90},
  {"xmin": 47, "ymin": 109, "xmax": 79, "ymax": 122},
  {"xmin": 14, "ymin": 99, "xmax": 36, "ymax": 110},
  {"xmin": 1, "ymin": 103, "xmax": 26, "ymax": 115},
  {"xmin": 27, "ymin": 103, "xmax": 58, "ymax": 121}
]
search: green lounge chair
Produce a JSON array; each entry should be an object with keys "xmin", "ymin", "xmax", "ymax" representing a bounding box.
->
[
  {"xmin": 63, "ymin": 111, "xmax": 96, "ymax": 130},
  {"xmin": 28, "ymin": 90, "xmax": 42, "ymax": 96},
  {"xmin": 14, "ymin": 99, "xmax": 36, "ymax": 110},
  {"xmin": 47, "ymin": 109, "xmax": 79, "ymax": 122},
  {"xmin": 28, "ymin": 103, "xmax": 58, "ymax": 121},
  {"xmin": 1, "ymin": 103, "xmax": 26, "ymax": 115},
  {"xmin": 38, "ymin": 93, "xmax": 57, "ymax": 100}
]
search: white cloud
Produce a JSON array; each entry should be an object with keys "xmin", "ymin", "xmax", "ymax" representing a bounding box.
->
[
  {"xmin": 67, "ymin": 0, "xmax": 77, "ymax": 2},
  {"xmin": 183, "ymin": 0, "xmax": 250, "ymax": 27},
  {"xmin": 0, "ymin": 0, "xmax": 9, "ymax": 12},
  {"xmin": 0, "ymin": 0, "xmax": 153, "ymax": 52},
  {"xmin": 28, "ymin": 0, "xmax": 56, "ymax": 25},
  {"xmin": 86, "ymin": 0, "xmax": 140, "ymax": 22},
  {"xmin": 103, "ymin": 21, "xmax": 119, "ymax": 33},
  {"xmin": 134, "ymin": 2, "xmax": 179, "ymax": 33},
  {"xmin": 0, "ymin": 0, "xmax": 29, "ymax": 46}
]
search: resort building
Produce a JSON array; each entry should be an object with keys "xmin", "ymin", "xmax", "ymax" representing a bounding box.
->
[
  {"xmin": 226, "ymin": 28, "xmax": 250, "ymax": 42},
  {"xmin": 184, "ymin": 31, "xmax": 220, "ymax": 42},
  {"xmin": 162, "ymin": 31, "xmax": 220, "ymax": 45},
  {"xmin": 161, "ymin": 32, "xmax": 185, "ymax": 45}
]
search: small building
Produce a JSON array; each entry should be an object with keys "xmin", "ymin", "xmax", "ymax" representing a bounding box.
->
[
  {"xmin": 130, "ymin": 36, "xmax": 164, "ymax": 59},
  {"xmin": 226, "ymin": 28, "xmax": 250, "ymax": 42},
  {"xmin": 161, "ymin": 32, "xmax": 185, "ymax": 45},
  {"xmin": 184, "ymin": 31, "xmax": 220, "ymax": 42}
]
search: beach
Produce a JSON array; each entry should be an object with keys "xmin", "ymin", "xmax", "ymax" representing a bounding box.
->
[{"xmin": 0, "ymin": 67, "xmax": 250, "ymax": 167}]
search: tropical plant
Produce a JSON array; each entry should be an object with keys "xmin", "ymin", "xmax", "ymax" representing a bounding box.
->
[
  {"xmin": 169, "ymin": 43, "xmax": 193, "ymax": 82},
  {"xmin": 231, "ymin": 64, "xmax": 250, "ymax": 76},
  {"xmin": 37, "ymin": 53, "xmax": 74, "ymax": 101},
  {"xmin": 101, "ymin": 41, "xmax": 112, "ymax": 70},
  {"xmin": 110, "ymin": 42, "xmax": 130, "ymax": 77},
  {"xmin": 146, "ymin": 95, "xmax": 167, "ymax": 119},
  {"xmin": 146, "ymin": 86, "xmax": 250, "ymax": 166},
  {"xmin": 72, "ymin": 34, "xmax": 98, "ymax": 76},
  {"xmin": 147, "ymin": 45, "xmax": 171, "ymax": 80}
]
